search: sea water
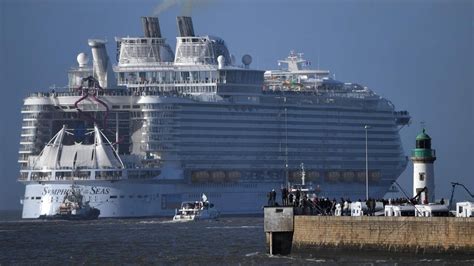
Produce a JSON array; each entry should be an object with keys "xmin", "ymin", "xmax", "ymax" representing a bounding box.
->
[{"xmin": 0, "ymin": 211, "xmax": 471, "ymax": 265}]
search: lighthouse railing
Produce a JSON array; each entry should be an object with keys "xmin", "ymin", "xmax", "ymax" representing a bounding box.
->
[{"xmin": 411, "ymin": 149, "xmax": 436, "ymax": 158}]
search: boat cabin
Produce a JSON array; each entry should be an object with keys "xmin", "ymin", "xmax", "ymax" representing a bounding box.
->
[
  {"xmin": 415, "ymin": 204, "xmax": 450, "ymax": 217},
  {"xmin": 456, "ymin": 202, "xmax": 473, "ymax": 217},
  {"xmin": 350, "ymin": 201, "xmax": 384, "ymax": 216},
  {"xmin": 384, "ymin": 205, "xmax": 416, "ymax": 216}
]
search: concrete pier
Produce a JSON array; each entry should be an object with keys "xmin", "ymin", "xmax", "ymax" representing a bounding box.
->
[
  {"xmin": 264, "ymin": 207, "xmax": 294, "ymax": 255},
  {"xmin": 264, "ymin": 207, "xmax": 474, "ymax": 255}
]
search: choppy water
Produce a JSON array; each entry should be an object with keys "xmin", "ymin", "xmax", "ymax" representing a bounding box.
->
[{"xmin": 0, "ymin": 210, "xmax": 472, "ymax": 265}]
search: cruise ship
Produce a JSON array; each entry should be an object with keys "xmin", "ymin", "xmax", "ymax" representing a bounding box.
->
[{"xmin": 18, "ymin": 16, "xmax": 410, "ymax": 218}]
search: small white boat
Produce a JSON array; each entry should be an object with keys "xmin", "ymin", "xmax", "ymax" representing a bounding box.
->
[{"xmin": 173, "ymin": 194, "xmax": 219, "ymax": 221}]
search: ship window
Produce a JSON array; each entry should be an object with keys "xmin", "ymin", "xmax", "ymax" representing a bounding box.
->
[
  {"xmin": 110, "ymin": 195, "xmax": 117, "ymax": 199},
  {"xmin": 161, "ymin": 194, "xmax": 182, "ymax": 210},
  {"xmin": 138, "ymin": 195, "xmax": 143, "ymax": 198},
  {"xmin": 129, "ymin": 195, "xmax": 134, "ymax": 198},
  {"xmin": 35, "ymin": 197, "xmax": 41, "ymax": 200},
  {"xmin": 419, "ymin": 173, "xmax": 425, "ymax": 181},
  {"xmin": 132, "ymin": 105, "xmax": 140, "ymax": 109},
  {"xmin": 120, "ymin": 195, "xmax": 124, "ymax": 198},
  {"xmin": 112, "ymin": 105, "xmax": 120, "ymax": 109}
]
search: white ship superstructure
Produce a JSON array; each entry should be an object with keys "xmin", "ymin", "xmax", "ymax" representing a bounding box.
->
[{"xmin": 18, "ymin": 16, "xmax": 410, "ymax": 218}]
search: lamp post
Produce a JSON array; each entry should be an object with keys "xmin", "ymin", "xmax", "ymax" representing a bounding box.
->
[{"xmin": 364, "ymin": 125, "xmax": 371, "ymax": 201}]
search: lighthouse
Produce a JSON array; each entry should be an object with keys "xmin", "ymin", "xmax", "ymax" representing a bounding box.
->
[{"xmin": 411, "ymin": 129, "xmax": 436, "ymax": 203}]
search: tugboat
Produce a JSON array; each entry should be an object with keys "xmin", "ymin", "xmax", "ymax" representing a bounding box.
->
[
  {"xmin": 39, "ymin": 185, "xmax": 100, "ymax": 220},
  {"xmin": 173, "ymin": 194, "xmax": 219, "ymax": 221}
]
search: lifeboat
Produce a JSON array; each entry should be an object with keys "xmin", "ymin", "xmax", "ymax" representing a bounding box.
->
[
  {"xmin": 341, "ymin": 171, "xmax": 355, "ymax": 183},
  {"xmin": 370, "ymin": 171, "xmax": 381, "ymax": 183},
  {"xmin": 211, "ymin": 171, "xmax": 226, "ymax": 183},
  {"xmin": 324, "ymin": 171, "xmax": 340, "ymax": 183},
  {"xmin": 356, "ymin": 172, "xmax": 366, "ymax": 183},
  {"xmin": 191, "ymin": 171, "xmax": 210, "ymax": 183},
  {"xmin": 226, "ymin": 171, "xmax": 241, "ymax": 183},
  {"xmin": 289, "ymin": 171, "xmax": 301, "ymax": 182},
  {"xmin": 307, "ymin": 171, "xmax": 320, "ymax": 182}
]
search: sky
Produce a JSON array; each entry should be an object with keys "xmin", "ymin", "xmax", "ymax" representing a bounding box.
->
[{"xmin": 0, "ymin": 0, "xmax": 472, "ymax": 210}]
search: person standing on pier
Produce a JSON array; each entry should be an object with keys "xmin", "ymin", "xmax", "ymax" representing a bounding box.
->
[
  {"xmin": 343, "ymin": 199, "xmax": 349, "ymax": 216},
  {"xmin": 289, "ymin": 193, "xmax": 294, "ymax": 206},
  {"xmin": 271, "ymin": 189, "xmax": 277, "ymax": 206},
  {"xmin": 295, "ymin": 189, "xmax": 301, "ymax": 207},
  {"xmin": 281, "ymin": 186, "xmax": 288, "ymax": 206}
]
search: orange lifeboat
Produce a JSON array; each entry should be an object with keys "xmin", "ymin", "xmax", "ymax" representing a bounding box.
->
[
  {"xmin": 211, "ymin": 171, "xmax": 226, "ymax": 183},
  {"xmin": 356, "ymin": 172, "xmax": 366, "ymax": 183},
  {"xmin": 370, "ymin": 171, "xmax": 381, "ymax": 183},
  {"xmin": 226, "ymin": 171, "xmax": 241, "ymax": 183},
  {"xmin": 307, "ymin": 171, "xmax": 320, "ymax": 182},
  {"xmin": 324, "ymin": 171, "xmax": 340, "ymax": 183},
  {"xmin": 191, "ymin": 171, "xmax": 210, "ymax": 183},
  {"xmin": 289, "ymin": 171, "xmax": 301, "ymax": 182},
  {"xmin": 342, "ymin": 171, "xmax": 355, "ymax": 183}
]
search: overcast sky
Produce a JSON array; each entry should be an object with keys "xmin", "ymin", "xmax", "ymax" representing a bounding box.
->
[{"xmin": 0, "ymin": 0, "xmax": 472, "ymax": 210}]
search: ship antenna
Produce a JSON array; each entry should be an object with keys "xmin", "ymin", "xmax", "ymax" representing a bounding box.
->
[{"xmin": 420, "ymin": 121, "xmax": 426, "ymax": 131}]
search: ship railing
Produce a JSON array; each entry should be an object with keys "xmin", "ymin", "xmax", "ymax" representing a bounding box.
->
[
  {"xmin": 411, "ymin": 149, "xmax": 436, "ymax": 158},
  {"xmin": 118, "ymin": 79, "xmax": 219, "ymax": 86},
  {"xmin": 19, "ymin": 168, "xmax": 162, "ymax": 181},
  {"xmin": 262, "ymin": 88, "xmax": 372, "ymax": 97},
  {"xmin": 27, "ymin": 89, "xmax": 132, "ymax": 98}
]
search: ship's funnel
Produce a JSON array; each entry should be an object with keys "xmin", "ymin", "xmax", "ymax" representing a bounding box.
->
[
  {"xmin": 88, "ymin": 39, "xmax": 115, "ymax": 88},
  {"xmin": 142, "ymin": 17, "xmax": 162, "ymax": 38},
  {"xmin": 177, "ymin": 16, "xmax": 195, "ymax": 37}
]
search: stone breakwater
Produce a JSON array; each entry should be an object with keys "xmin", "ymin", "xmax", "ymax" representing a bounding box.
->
[
  {"xmin": 292, "ymin": 216, "xmax": 474, "ymax": 254},
  {"xmin": 264, "ymin": 207, "xmax": 474, "ymax": 255}
]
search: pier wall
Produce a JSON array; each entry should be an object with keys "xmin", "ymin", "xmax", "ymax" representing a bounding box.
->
[{"xmin": 292, "ymin": 216, "xmax": 474, "ymax": 253}]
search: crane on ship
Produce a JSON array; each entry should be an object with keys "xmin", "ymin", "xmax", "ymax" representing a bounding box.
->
[{"xmin": 448, "ymin": 182, "xmax": 474, "ymax": 210}]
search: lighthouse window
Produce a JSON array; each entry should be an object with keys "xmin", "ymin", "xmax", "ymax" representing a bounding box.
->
[{"xmin": 419, "ymin": 173, "xmax": 425, "ymax": 181}]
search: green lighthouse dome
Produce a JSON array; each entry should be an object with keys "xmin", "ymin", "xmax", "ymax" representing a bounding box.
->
[{"xmin": 416, "ymin": 128, "xmax": 431, "ymax": 141}]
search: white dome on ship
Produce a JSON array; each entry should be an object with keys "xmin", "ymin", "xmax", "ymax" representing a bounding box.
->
[
  {"xmin": 242, "ymin": 54, "xmax": 252, "ymax": 66},
  {"xmin": 76, "ymin": 52, "xmax": 89, "ymax": 67}
]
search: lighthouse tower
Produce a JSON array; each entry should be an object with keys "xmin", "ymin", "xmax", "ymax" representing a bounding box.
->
[{"xmin": 411, "ymin": 129, "xmax": 436, "ymax": 203}]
